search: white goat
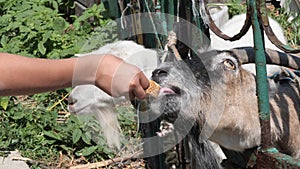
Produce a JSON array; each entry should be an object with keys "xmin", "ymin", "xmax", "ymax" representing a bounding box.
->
[
  {"xmin": 210, "ymin": 12, "xmax": 287, "ymax": 75},
  {"xmin": 68, "ymin": 41, "xmax": 159, "ymax": 149}
]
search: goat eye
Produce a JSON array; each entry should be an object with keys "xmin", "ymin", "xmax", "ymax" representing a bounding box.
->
[
  {"xmin": 152, "ymin": 69, "xmax": 168, "ymax": 84},
  {"xmin": 153, "ymin": 69, "xmax": 168, "ymax": 77},
  {"xmin": 223, "ymin": 59, "xmax": 236, "ymax": 70}
]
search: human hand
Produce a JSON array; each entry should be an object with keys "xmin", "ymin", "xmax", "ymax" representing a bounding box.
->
[
  {"xmin": 0, "ymin": 52, "xmax": 149, "ymax": 98},
  {"xmin": 95, "ymin": 54, "xmax": 149, "ymax": 100}
]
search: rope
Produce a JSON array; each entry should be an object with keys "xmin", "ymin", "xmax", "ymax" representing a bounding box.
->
[
  {"xmin": 120, "ymin": 3, "xmax": 133, "ymax": 29},
  {"xmin": 281, "ymin": 68, "xmax": 300, "ymax": 87},
  {"xmin": 166, "ymin": 31, "xmax": 182, "ymax": 61},
  {"xmin": 269, "ymin": 68, "xmax": 300, "ymax": 91}
]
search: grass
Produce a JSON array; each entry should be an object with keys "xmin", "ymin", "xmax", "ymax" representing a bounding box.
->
[{"xmin": 268, "ymin": 6, "xmax": 300, "ymax": 49}]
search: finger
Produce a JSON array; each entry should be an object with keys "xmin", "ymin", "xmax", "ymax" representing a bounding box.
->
[
  {"xmin": 139, "ymin": 72, "xmax": 150, "ymax": 90},
  {"xmin": 132, "ymin": 85, "xmax": 147, "ymax": 100},
  {"xmin": 129, "ymin": 91, "xmax": 135, "ymax": 101}
]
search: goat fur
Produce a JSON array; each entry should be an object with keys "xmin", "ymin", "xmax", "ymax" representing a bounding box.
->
[{"xmin": 150, "ymin": 50, "xmax": 300, "ymax": 159}]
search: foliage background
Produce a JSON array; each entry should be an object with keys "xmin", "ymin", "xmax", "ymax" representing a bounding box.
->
[{"xmin": 0, "ymin": 0, "xmax": 124, "ymax": 168}]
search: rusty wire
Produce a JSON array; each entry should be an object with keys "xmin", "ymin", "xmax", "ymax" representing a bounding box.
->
[{"xmin": 199, "ymin": 0, "xmax": 300, "ymax": 53}]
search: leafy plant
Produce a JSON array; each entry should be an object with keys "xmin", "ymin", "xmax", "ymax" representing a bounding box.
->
[
  {"xmin": 0, "ymin": 0, "xmax": 117, "ymax": 58},
  {"xmin": 0, "ymin": 92, "xmax": 118, "ymax": 167},
  {"xmin": 226, "ymin": 0, "xmax": 247, "ymax": 18},
  {"xmin": 0, "ymin": 0, "xmax": 121, "ymax": 167},
  {"xmin": 268, "ymin": 7, "xmax": 300, "ymax": 48},
  {"xmin": 0, "ymin": 97, "xmax": 10, "ymax": 110}
]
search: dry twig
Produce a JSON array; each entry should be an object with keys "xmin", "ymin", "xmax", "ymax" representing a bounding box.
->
[
  {"xmin": 12, "ymin": 156, "xmax": 49, "ymax": 169},
  {"xmin": 70, "ymin": 151, "xmax": 142, "ymax": 169}
]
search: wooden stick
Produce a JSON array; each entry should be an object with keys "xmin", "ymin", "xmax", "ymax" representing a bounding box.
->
[{"xmin": 70, "ymin": 151, "xmax": 142, "ymax": 169}]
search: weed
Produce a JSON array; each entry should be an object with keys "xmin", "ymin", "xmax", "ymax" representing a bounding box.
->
[
  {"xmin": 0, "ymin": 0, "xmax": 122, "ymax": 167},
  {"xmin": 226, "ymin": 0, "xmax": 247, "ymax": 18},
  {"xmin": 268, "ymin": 7, "xmax": 300, "ymax": 48}
]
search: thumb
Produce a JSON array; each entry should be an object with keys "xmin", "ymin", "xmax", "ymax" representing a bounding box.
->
[{"xmin": 130, "ymin": 72, "xmax": 149, "ymax": 100}]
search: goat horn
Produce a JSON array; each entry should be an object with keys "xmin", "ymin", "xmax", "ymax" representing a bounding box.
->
[{"xmin": 230, "ymin": 47, "xmax": 300, "ymax": 70}]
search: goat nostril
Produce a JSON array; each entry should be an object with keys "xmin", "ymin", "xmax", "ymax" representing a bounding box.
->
[
  {"xmin": 172, "ymin": 87, "xmax": 181, "ymax": 95},
  {"xmin": 68, "ymin": 98, "xmax": 77, "ymax": 106}
]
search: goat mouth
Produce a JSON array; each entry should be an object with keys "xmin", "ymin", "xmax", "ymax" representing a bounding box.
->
[
  {"xmin": 68, "ymin": 103, "xmax": 91, "ymax": 114},
  {"xmin": 159, "ymin": 86, "xmax": 181, "ymax": 96}
]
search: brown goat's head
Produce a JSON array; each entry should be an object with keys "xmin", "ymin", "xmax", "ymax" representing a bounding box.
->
[
  {"xmin": 150, "ymin": 50, "xmax": 256, "ymax": 140},
  {"xmin": 149, "ymin": 48, "xmax": 300, "ymax": 151}
]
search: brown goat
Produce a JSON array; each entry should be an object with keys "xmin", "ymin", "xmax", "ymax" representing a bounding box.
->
[{"xmin": 149, "ymin": 47, "xmax": 300, "ymax": 159}]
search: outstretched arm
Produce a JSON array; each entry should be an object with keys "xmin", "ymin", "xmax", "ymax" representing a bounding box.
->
[{"xmin": 0, "ymin": 53, "xmax": 149, "ymax": 99}]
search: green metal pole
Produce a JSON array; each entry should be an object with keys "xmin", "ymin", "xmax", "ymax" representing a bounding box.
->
[
  {"xmin": 160, "ymin": 0, "xmax": 169, "ymax": 34},
  {"xmin": 167, "ymin": 0, "xmax": 177, "ymax": 31},
  {"xmin": 249, "ymin": 0, "xmax": 271, "ymax": 148}
]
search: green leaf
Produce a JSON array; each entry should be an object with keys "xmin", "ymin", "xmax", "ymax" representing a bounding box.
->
[
  {"xmin": 44, "ymin": 131, "xmax": 62, "ymax": 141},
  {"xmin": 76, "ymin": 146, "xmax": 98, "ymax": 156},
  {"xmin": 42, "ymin": 32, "xmax": 51, "ymax": 43},
  {"xmin": 0, "ymin": 36, "xmax": 8, "ymax": 48},
  {"xmin": 72, "ymin": 128, "xmax": 82, "ymax": 144},
  {"xmin": 0, "ymin": 96, "xmax": 10, "ymax": 110},
  {"xmin": 82, "ymin": 132, "xmax": 91, "ymax": 145},
  {"xmin": 52, "ymin": 1, "xmax": 58, "ymax": 11},
  {"xmin": 11, "ymin": 112, "xmax": 25, "ymax": 120},
  {"xmin": 38, "ymin": 42, "xmax": 46, "ymax": 55},
  {"xmin": 19, "ymin": 25, "xmax": 31, "ymax": 33},
  {"xmin": 46, "ymin": 139, "xmax": 56, "ymax": 144},
  {"xmin": 53, "ymin": 17, "xmax": 66, "ymax": 32},
  {"xmin": 60, "ymin": 144, "xmax": 72, "ymax": 152}
]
